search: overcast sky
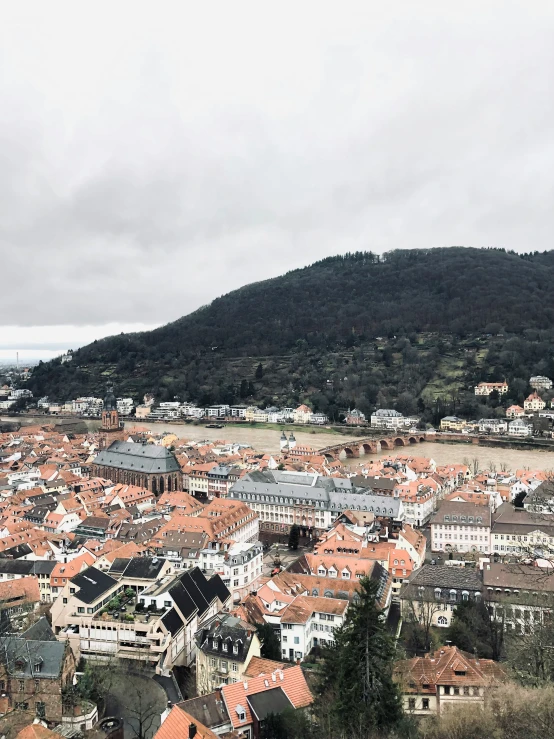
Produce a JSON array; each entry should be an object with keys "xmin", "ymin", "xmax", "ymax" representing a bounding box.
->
[{"xmin": 2, "ymin": 1, "xmax": 554, "ymax": 361}]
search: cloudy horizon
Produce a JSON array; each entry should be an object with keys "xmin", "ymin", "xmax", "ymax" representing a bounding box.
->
[{"xmin": 3, "ymin": 1, "xmax": 554, "ymax": 359}]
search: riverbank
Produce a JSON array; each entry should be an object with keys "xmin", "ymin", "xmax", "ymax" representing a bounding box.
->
[{"xmin": 431, "ymin": 433, "xmax": 554, "ymax": 453}]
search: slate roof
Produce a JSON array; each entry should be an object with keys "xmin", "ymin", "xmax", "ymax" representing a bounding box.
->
[
  {"xmin": 400, "ymin": 565, "xmax": 483, "ymax": 600},
  {"xmin": 231, "ymin": 471, "xmax": 402, "ymax": 517},
  {"xmin": 0, "ymin": 559, "xmax": 35, "ymax": 575},
  {"xmin": 22, "ymin": 616, "xmax": 56, "ymax": 642},
  {"xmin": 161, "ymin": 608, "xmax": 184, "ymax": 636},
  {"xmin": 0, "ymin": 637, "xmax": 66, "ymax": 678},
  {"xmin": 118, "ymin": 557, "xmax": 167, "ymax": 580},
  {"xmin": 177, "ymin": 693, "xmax": 229, "ymax": 730},
  {"xmin": 492, "ymin": 502, "xmax": 554, "ymax": 534},
  {"xmin": 93, "ymin": 440, "xmax": 180, "ymax": 474},
  {"xmin": 196, "ymin": 614, "xmax": 254, "ymax": 663},
  {"xmin": 247, "ymin": 686, "xmax": 293, "ymax": 721},
  {"xmin": 168, "ymin": 580, "xmax": 199, "ymax": 621},
  {"xmin": 430, "ymin": 501, "xmax": 491, "ymax": 527},
  {"xmin": 71, "ymin": 566, "xmax": 118, "ymax": 604},
  {"xmin": 208, "ymin": 573, "xmax": 231, "ymax": 606}
]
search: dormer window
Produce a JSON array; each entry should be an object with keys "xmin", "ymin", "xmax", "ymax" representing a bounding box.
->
[
  {"xmin": 236, "ymin": 705, "xmax": 246, "ymax": 722},
  {"xmin": 222, "ymin": 643, "xmax": 228, "ymax": 652},
  {"xmin": 233, "ymin": 644, "xmax": 238, "ymax": 655},
  {"xmin": 444, "ymin": 515, "xmax": 450, "ymax": 522},
  {"xmin": 212, "ymin": 639, "xmax": 218, "ymax": 650},
  {"xmin": 454, "ymin": 670, "xmax": 466, "ymax": 676}
]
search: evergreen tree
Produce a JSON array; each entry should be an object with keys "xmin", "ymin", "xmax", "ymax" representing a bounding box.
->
[
  {"xmin": 255, "ymin": 363, "xmax": 264, "ymax": 380},
  {"xmin": 288, "ymin": 524, "xmax": 300, "ymax": 550},
  {"xmin": 257, "ymin": 622, "xmax": 282, "ymax": 661},
  {"xmin": 316, "ymin": 577, "xmax": 402, "ymax": 738}
]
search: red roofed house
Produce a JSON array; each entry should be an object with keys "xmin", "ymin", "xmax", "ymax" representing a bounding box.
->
[
  {"xmin": 154, "ymin": 705, "xmax": 218, "ymax": 739},
  {"xmin": 394, "ymin": 646, "xmax": 506, "ymax": 716},
  {"xmin": 221, "ymin": 664, "xmax": 312, "ymax": 739},
  {"xmin": 0, "ymin": 576, "xmax": 41, "ymax": 620}
]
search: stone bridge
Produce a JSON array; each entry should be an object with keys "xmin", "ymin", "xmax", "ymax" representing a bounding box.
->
[{"xmin": 319, "ymin": 433, "xmax": 427, "ymax": 461}]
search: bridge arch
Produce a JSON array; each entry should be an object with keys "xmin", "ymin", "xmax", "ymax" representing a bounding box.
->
[
  {"xmin": 324, "ymin": 453, "xmax": 336, "ymax": 463},
  {"xmin": 379, "ymin": 439, "xmax": 391, "ymax": 450},
  {"xmin": 393, "ymin": 437, "xmax": 406, "ymax": 447},
  {"xmin": 408, "ymin": 436, "xmax": 418, "ymax": 445}
]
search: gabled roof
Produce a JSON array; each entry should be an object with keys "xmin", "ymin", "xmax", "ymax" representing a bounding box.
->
[
  {"xmin": 394, "ymin": 646, "xmax": 506, "ymax": 692},
  {"xmin": 221, "ymin": 664, "xmax": 312, "ymax": 729}
]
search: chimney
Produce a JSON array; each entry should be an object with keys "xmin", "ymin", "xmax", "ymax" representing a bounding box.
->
[
  {"xmin": 189, "ymin": 723, "xmax": 197, "ymax": 739},
  {"xmin": 215, "ymin": 687, "xmax": 222, "ymax": 703}
]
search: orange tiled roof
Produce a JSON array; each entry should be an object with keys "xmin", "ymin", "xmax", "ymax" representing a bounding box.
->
[
  {"xmin": 221, "ymin": 664, "xmax": 312, "ymax": 729},
  {"xmin": 153, "ymin": 705, "xmax": 218, "ymax": 739}
]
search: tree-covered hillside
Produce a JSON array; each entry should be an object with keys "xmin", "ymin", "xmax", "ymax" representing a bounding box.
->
[{"xmin": 26, "ymin": 247, "xmax": 554, "ymax": 421}]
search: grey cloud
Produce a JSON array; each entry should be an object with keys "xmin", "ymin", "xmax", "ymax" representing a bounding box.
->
[{"xmin": 2, "ymin": 2, "xmax": 554, "ymax": 333}]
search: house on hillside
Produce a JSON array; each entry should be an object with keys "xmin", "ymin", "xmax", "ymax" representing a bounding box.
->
[
  {"xmin": 394, "ymin": 646, "xmax": 506, "ymax": 716},
  {"xmin": 524, "ymin": 392, "xmax": 546, "ymax": 412}
]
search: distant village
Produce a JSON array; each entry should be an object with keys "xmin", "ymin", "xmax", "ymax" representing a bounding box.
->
[{"xmin": 0, "ymin": 385, "xmax": 553, "ymax": 736}]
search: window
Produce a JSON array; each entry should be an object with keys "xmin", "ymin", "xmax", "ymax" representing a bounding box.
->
[
  {"xmin": 164, "ymin": 601, "xmax": 171, "ymax": 607},
  {"xmin": 422, "ymin": 698, "xmax": 429, "ymax": 710},
  {"xmin": 408, "ymin": 698, "xmax": 416, "ymax": 710},
  {"xmin": 294, "ymin": 637, "xmax": 300, "ymax": 645},
  {"xmin": 463, "ymin": 687, "xmax": 470, "ymax": 695},
  {"xmin": 34, "ymin": 680, "xmax": 40, "ymax": 691},
  {"xmin": 282, "ymin": 636, "xmax": 287, "ymax": 643},
  {"xmin": 63, "ymin": 598, "xmax": 68, "ymax": 604},
  {"xmin": 222, "ymin": 643, "xmax": 228, "ymax": 652},
  {"xmin": 19, "ymin": 680, "xmax": 25, "ymax": 692},
  {"xmin": 232, "ymin": 663, "xmax": 238, "ymax": 672},
  {"xmin": 211, "ymin": 658, "xmax": 216, "ymax": 667},
  {"xmin": 78, "ymin": 607, "xmax": 85, "ymax": 614}
]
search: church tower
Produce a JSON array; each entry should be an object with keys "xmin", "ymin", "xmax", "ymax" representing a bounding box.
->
[
  {"xmin": 280, "ymin": 431, "xmax": 288, "ymax": 452},
  {"xmin": 101, "ymin": 386, "xmax": 120, "ymax": 432},
  {"xmin": 288, "ymin": 432, "xmax": 296, "ymax": 450}
]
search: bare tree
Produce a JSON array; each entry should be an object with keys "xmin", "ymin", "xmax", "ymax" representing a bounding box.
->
[
  {"xmin": 404, "ymin": 597, "xmax": 443, "ymax": 652},
  {"xmin": 123, "ymin": 681, "xmax": 163, "ymax": 739}
]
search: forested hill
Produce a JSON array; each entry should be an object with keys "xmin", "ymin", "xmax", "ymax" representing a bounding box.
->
[{"xmin": 26, "ymin": 247, "xmax": 554, "ymax": 422}]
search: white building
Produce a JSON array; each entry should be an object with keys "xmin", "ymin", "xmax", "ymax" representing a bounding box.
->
[
  {"xmin": 530, "ymin": 375, "xmax": 553, "ymax": 390},
  {"xmin": 524, "ymin": 392, "xmax": 546, "ymax": 412},
  {"xmin": 508, "ymin": 419, "xmax": 532, "ymax": 437},
  {"xmin": 222, "ymin": 542, "xmax": 264, "ymax": 603},
  {"xmin": 371, "ymin": 409, "xmax": 419, "ymax": 430},
  {"xmin": 280, "ymin": 595, "xmax": 348, "ymax": 661},
  {"xmin": 474, "ymin": 382, "xmax": 508, "ymax": 396},
  {"xmin": 430, "ymin": 502, "xmax": 491, "ymax": 554},
  {"xmin": 117, "ymin": 398, "xmax": 134, "ymax": 416},
  {"xmin": 478, "ymin": 419, "xmax": 508, "ymax": 434}
]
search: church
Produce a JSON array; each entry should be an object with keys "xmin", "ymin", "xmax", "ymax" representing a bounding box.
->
[{"xmin": 91, "ymin": 440, "xmax": 182, "ymax": 494}]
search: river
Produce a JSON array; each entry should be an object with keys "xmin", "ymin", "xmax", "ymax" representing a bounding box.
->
[{"xmin": 6, "ymin": 416, "xmax": 554, "ymax": 472}]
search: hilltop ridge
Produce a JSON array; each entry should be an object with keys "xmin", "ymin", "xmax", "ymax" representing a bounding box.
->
[{"xmin": 26, "ymin": 247, "xmax": 554, "ymax": 421}]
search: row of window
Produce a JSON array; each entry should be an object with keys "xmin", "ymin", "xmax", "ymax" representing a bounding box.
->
[{"xmin": 443, "ymin": 515, "xmax": 483, "ymax": 524}]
